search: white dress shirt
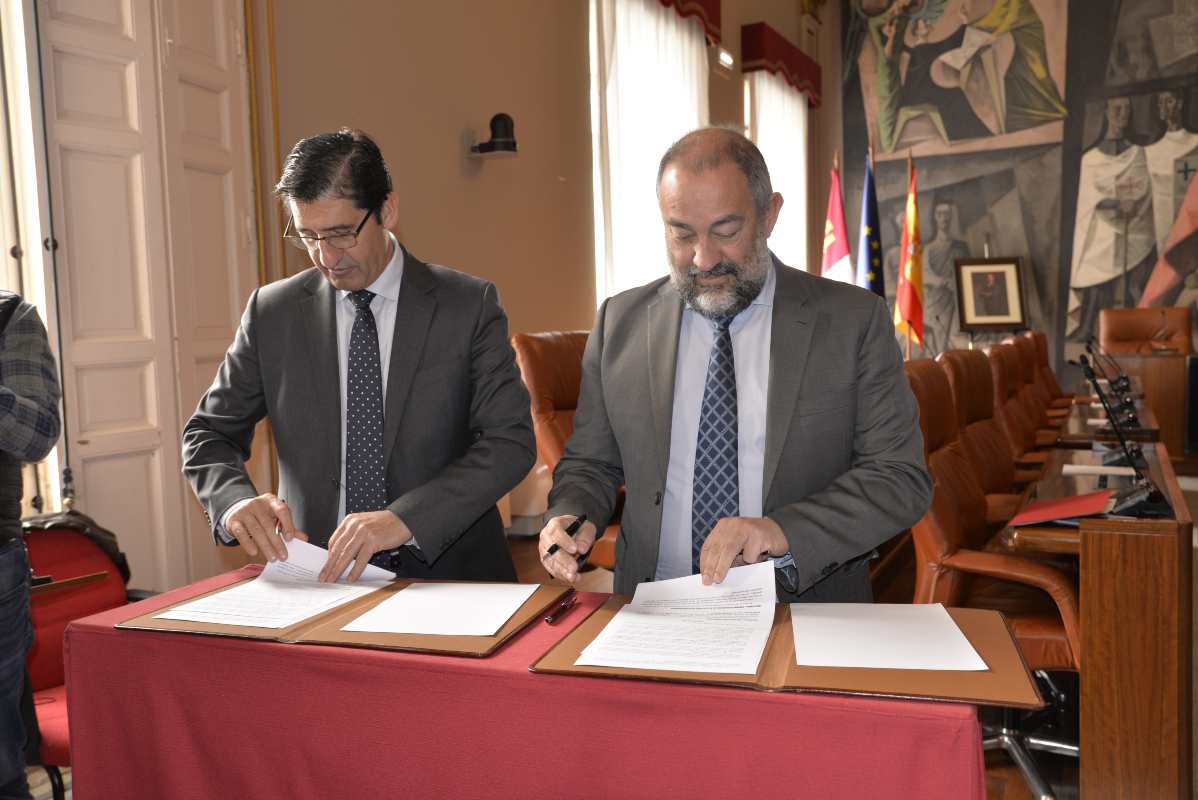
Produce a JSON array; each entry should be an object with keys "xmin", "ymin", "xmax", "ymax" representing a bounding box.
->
[
  {"xmin": 220, "ymin": 232, "xmax": 417, "ymax": 546},
  {"xmin": 655, "ymin": 266, "xmax": 777, "ymax": 581}
]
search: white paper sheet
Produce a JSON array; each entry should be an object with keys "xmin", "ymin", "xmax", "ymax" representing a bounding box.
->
[
  {"xmin": 1061, "ymin": 463, "xmax": 1136, "ymax": 477},
  {"xmin": 155, "ymin": 540, "xmax": 394, "ymax": 629},
  {"xmin": 574, "ymin": 560, "xmax": 776, "ymax": 675},
  {"xmin": 790, "ymin": 603, "xmax": 986, "ymax": 671},
  {"xmin": 341, "ymin": 582, "xmax": 538, "ymax": 636}
]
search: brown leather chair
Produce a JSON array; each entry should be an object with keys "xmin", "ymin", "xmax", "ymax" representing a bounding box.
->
[
  {"xmin": 905, "ymin": 359, "xmax": 1079, "ymax": 797},
  {"xmin": 1022, "ymin": 331, "xmax": 1074, "ymax": 409},
  {"xmin": 1098, "ymin": 306, "xmax": 1194, "ymax": 355},
  {"xmin": 1003, "ymin": 335, "xmax": 1069, "ymax": 429},
  {"xmin": 986, "ymin": 343, "xmax": 1057, "ymax": 464},
  {"xmin": 936, "ymin": 350, "xmax": 1039, "ymax": 528},
  {"xmin": 511, "ymin": 331, "xmax": 618, "ymax": 569}
]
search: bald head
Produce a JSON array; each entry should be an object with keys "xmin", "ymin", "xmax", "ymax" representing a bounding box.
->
[{"xmin": 657, "ymin": 128, "xmax": 773, "ymax": 219}]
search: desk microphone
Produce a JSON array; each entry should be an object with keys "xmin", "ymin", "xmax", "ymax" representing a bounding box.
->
[
  {"xmin": 1086, "ymin": 338, "xmax": 1131, "ymax": 395},
  {"xmin": 1078, "ymin": 355, "xmax": 1169, "ymax": 516}
]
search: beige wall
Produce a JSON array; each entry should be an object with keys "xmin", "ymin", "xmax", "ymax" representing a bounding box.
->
[
  {"xmin": 270, "ymin": 1, "xmax": 595, "ymax": 334},
  {"xmin": 266, "ymin": 1, "xmax": 841, "ymax": 330}
]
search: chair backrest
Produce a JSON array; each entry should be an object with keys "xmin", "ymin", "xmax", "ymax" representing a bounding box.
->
[
  {"xmin": 1024, "ymin": 330, "xmax": 1066, "ymax": 399},
  {"xmin": 510, "ymin": 331, "xmax": 588, "ymax": 469},
  {"xmin": 1099, "ymin": 306, "xmax": 1194, "ymax": 355},
  {"xmin": 986, "ymin": 343, "xmax": 1032, "ymax": 457},
  {"xmin": 1006, "ymin": 334, "xmax": 1050, "ymax": 409},
  {"xmin": 25, "ymin": 528, "xmax": 128, "ymax": 690},
  {"xmin": 936, "ymin": 349, "xmax": 1015, "ymax": 495},
  {"xmin": 903, "ymin": 360, "xmax": 989, "ymax": 604}
]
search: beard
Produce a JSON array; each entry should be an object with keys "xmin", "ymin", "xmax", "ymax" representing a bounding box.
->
[{"xmin": 669, "ymin": 233, "xmax": 771, "ymax": 320}]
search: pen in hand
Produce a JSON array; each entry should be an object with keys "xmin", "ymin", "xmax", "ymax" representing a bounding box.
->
[{"xmin": 546, "ymin": 514, "xmax": 589, "ymax": 563}]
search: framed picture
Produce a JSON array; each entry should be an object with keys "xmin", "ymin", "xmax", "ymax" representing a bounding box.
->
[{"xmin": 955, "ymin": 257, "xmax": 1027, "ymax": 332}]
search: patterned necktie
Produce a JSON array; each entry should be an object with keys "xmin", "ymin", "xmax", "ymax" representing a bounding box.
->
[
  {"xmin": 692, "ymin": 316, "xmax": 739, "ymax": 573},
  {"xmin": 345, "ymin": 290, "xmax": 387, "ymax": 517}
]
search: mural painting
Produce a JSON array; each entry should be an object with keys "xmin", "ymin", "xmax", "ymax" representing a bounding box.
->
[{"xmin": 842, "ymin": 0, "xmax": 1198, "ymax": 362}]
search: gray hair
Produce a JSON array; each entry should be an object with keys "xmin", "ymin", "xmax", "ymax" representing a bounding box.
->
[{"xmin": 656, "ymin": 127, "xmax": 773, "ymax": 218}]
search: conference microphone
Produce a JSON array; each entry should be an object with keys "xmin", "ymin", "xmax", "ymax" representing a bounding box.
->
[
  {"xmin": 1087, "ymin": 338, "xmax": 1131, "ymax": 395},
  {"xmin": 1079, "ymin": 355, "xmax": 1148, "ymax": 478}
]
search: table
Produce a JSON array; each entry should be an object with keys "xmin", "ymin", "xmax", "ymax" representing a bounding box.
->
[
  {"xmin": 999, "ymin": 445, "xmax": 1192, "ymax": 798},
  {"xmin": 66, "ymin": 570, "xmax": 987, "ymax": 800}
]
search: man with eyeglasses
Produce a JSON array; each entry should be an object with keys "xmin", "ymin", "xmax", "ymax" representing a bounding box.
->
[{"xmin": 183, "ymin": 128, "xmax": 534, "ymax": 582}]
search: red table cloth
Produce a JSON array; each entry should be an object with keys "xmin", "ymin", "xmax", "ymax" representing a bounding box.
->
[{"xmin": 65, "ymin": 567, "xmax": 985, "ymax": 799}]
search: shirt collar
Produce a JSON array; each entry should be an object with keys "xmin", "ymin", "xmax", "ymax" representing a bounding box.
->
[{"xmin": 340, "ymin": 231, "xmax": 404, "ymax": 303}]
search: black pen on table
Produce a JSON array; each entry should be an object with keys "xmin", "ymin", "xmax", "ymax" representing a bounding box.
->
[
  {"xmin": 545, "ymin": 514, "xmax": 589, "ymax": 562},
  {"xmin": 543, "ymin": 591, "xmax": 579, "ymax": 625}
]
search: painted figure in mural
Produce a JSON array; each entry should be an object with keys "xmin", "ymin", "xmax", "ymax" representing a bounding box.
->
[
  {"xmin": 957, "ymin": 0, "xmax": 1067, "ymax": 134},
  {"xmin": 1145, "ymin": 88, "xmax": 1198, "ymax": 255},
  {"xmin": 1068, "ymin": 97, "xmax": 1156, "ymax": 340},
  {"xmin": 864, "ymin": 0, "xmax": 918, "ymax": 152},
  {"xmin": 923, "ymin": 197, "xmax": 970, "ymax": 354},
  {"xmin": 860, "ymin": 0, "xmax": 1065, "ymax": 152},
  {"xmin": 895, "ymin": 17, "xmax": 992, "ymax": 145},
  {"xmin": 1139, "ymin": 145, "xmax": 1198, "ymax": 311},
  {"xmin": 972, "ymin": 271, "xmax": 1010, "ymax": 317}
]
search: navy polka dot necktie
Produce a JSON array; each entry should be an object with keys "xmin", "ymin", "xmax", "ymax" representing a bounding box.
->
[
  {"xmin": 691, "ymin": 316, "xmax": 739, "ymax": 573},
  {"xmin": 345, "ymin": 290, "xmax": 387, "ymax": 517}
]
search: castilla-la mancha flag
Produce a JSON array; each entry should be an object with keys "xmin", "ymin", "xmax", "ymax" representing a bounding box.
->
[
  {"xmin": 820, "ymin": 167, "xmax": 853, "ymax": 284},
  {"xmin": 893, "ymin": 157, "xmax": 924, "ymax": 347}
]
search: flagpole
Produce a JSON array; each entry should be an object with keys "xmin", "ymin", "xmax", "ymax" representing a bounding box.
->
[
  {"xmin": 905, "ymin": 329, "xmax": 912, "ymax": 361},
  {"xmin": 833, "ymin": 149, "xmax": 840, "ymax": 177}
]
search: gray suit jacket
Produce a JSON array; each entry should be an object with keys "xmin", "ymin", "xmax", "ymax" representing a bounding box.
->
[
  {"xmin": 547, "ymin": 259, "xmax": 931, "ymax": 599},
  {"xmin": 182, "ymin": 248, "xmax": 535, "ymax": 581}
]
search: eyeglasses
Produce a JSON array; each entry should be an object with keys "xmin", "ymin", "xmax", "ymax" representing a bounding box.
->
[{"xmin": 283, "ymin": 209, "xmax": 372, "ymax": 251}]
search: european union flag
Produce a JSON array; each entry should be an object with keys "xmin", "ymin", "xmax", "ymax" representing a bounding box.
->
[{"xmin": 855, "ymin": 154, "xmax": 884, "ymax": 298}]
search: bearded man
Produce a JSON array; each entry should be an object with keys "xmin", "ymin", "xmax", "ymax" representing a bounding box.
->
[{"xmin": 538, "ymin": 128, "xmax": 931, "ymax": 603}]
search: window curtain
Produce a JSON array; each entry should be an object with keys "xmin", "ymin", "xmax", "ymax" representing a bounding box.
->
[
  {"xmin": 590, "ymin": 0, "xmax": 709, "ymax": 301},
  {"xmin": 746, "ymin": 69, "xmax": 809, "ymax": 271}
]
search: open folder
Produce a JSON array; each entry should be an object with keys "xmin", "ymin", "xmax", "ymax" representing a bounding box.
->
[
  {"xmin": 1008, "ymin": 489, "xmax": 1113, "ymax": 527},
  {"xmin": 117, "ymin": 575, "xmax": 571, "ymax": 658},
  {"xmin": 530, "ymin": 598, "xmax": 1043, "ymax": 708}
]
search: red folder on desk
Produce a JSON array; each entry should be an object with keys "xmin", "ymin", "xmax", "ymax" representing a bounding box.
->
[{"xmin": 1009, "ymin": 490, "xmax": 1113, "ymax": 527}]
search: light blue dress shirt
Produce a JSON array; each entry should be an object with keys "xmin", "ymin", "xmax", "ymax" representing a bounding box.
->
[{"xmin": 655, "ymin": 266, "xmax": 791, "ymax": 580}]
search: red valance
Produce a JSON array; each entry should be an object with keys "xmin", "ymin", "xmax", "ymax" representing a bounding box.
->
[
  {"xmin": 741, "ymin": 22, "xmax": 822, "ymax": 108},
  {"xmin": 658, "ymin": 0, "xmax": 721, "ymax": 44}
]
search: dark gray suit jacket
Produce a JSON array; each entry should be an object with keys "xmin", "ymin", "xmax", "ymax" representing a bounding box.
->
[
  {"xmin": 182, "ymin": 248, "xmax": 534, "ymax": 581},
  {"xmin": 547, "ymin": 259, "xmax": 932, "ymax": 599}
]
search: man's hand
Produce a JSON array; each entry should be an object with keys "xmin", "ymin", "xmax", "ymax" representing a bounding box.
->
[
  {"xmin": 537, "ymin": 515, "xmax": 598, "ymax": 585},
  {"xmin": 319, "ymin": 510, "xmax": 412, "ymax": 583},
  {"xmin": 226, "ymin": 493, "xmax": 308, "ymax": 562},
  {"xmin": 698, "ymin": 516, "xmax": 789, "ymax": 586}
]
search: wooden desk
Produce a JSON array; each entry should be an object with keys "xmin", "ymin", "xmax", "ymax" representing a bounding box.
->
[
  {"xmin": 1057, "ymin": 402, "xmax": 1160, "ymax": 446},
  {"xmin": 1001, "ymin": 446, "xmax": 1192, "ymax": 798}
]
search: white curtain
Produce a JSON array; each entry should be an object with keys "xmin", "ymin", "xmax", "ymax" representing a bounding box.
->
[
  {"xmin": 746, "ymin": 70, "xmax": 809, "ymax": 270},
  {"xmin": 590, "ymin": 0, "xmax": 709, "ymax": 301}
]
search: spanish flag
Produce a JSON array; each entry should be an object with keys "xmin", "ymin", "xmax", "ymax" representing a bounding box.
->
[
  {"xmin": 893, "ymin": 156, "xmax": 924, "ymax": 348},
  {"xmin": 820, "ymin": 160, "xmax": 853, "ymax": 285}
]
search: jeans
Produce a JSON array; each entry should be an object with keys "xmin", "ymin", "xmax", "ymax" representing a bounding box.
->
[{"xmin": 0, "ymin": 539, "xmax": 32, "ymax": 800}]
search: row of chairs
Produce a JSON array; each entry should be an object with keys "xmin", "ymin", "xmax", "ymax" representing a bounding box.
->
[{"xmin": 904, "ymin": 331, "xmax": 1082, "ymax": 797}]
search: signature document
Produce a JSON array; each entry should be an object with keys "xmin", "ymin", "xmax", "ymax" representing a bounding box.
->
[
  {"xmin": 575, "ymin": 560, "xmax": 775, "ymax": 674},
  {"xmin": 155, "ymin": 539, "xmax": 394, "ymax": 629}
]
